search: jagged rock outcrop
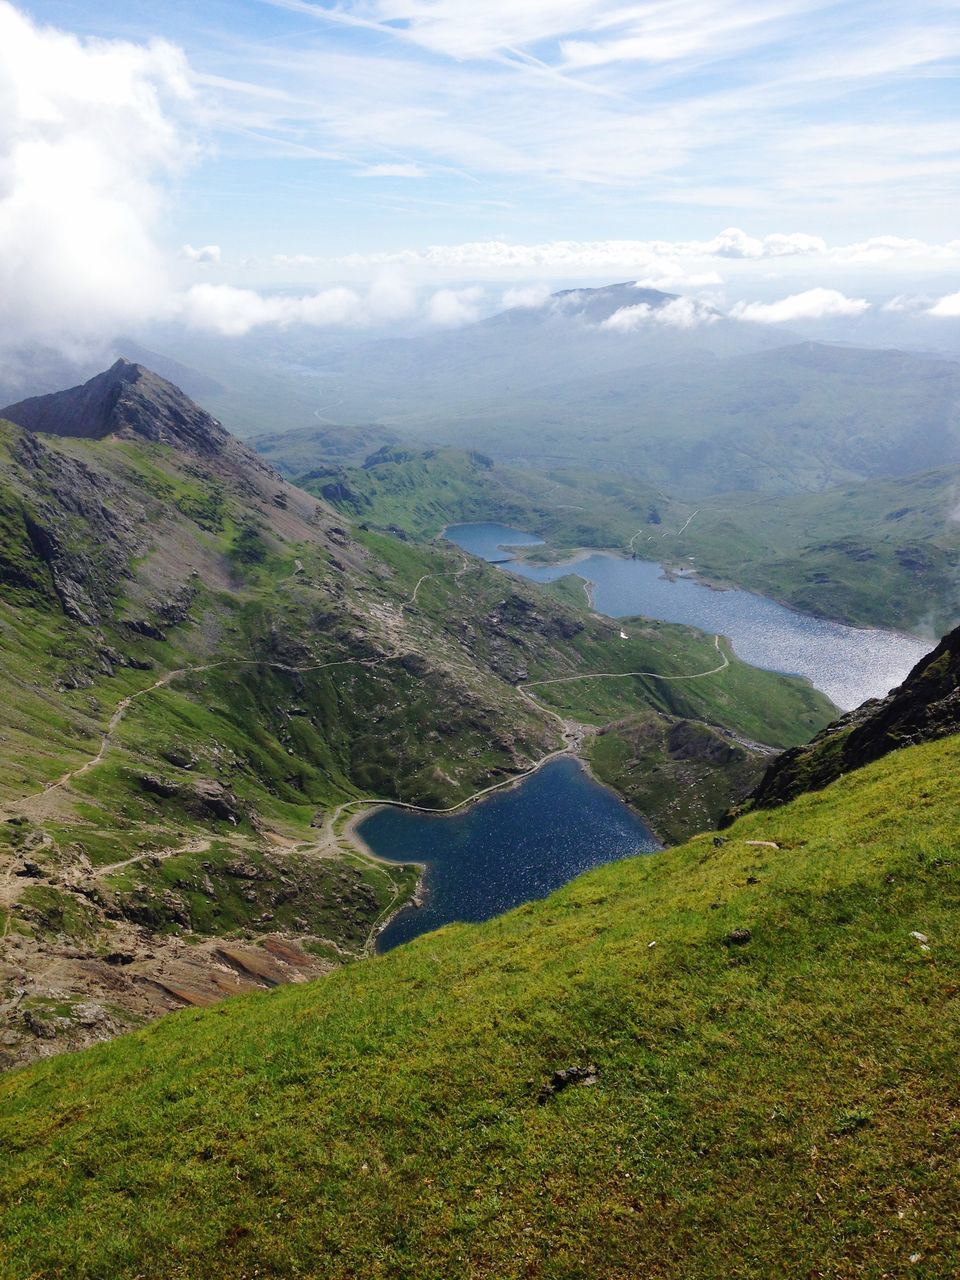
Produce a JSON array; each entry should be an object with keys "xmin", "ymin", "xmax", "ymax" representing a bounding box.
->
[
  {"xmin": 1, "ymin": 359, "xmax": 229, "ymax": 457},
  {"xmin": 738, "ymin": 625, "xmax": 959, "ymax": 812},
  {"xmin": 8, "ymin": 428, "xmax": 139, "ymax": 623}
]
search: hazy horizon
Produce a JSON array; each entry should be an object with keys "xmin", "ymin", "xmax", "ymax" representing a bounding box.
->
[{"xmin": 1, "ymin": 0, "xmax": 958, "ymax": 361}]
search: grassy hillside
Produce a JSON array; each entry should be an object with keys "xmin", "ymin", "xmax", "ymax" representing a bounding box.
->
[{"xmin": 2, "ymin": 730, "xmax": 957, "ymax": 1278}]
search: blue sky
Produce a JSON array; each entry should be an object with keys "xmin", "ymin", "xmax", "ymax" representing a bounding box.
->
[
  {"xmin": 2, "ymin": 1, "xmax": 960, "ymax": 344},
  {"xmin": 16, "ymin": 1, "xmax": 960, "ymax": 255}
]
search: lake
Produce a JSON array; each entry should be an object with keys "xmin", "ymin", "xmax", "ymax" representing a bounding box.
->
[
  {"xmin": 445, "ymin": 521, "xmax": 932, "ymax": 711},
  {"xmin": 361, "ymin": 756, "xmax": 659, "ymax": 952}
]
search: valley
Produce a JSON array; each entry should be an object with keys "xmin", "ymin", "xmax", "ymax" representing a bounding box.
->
[
  {"xmin": 0, "ymin": 360, "xmax": 838, "ymax": 1066},
  {"xmin": 0, "ymin": 345, "xmax": 958, "ymax": 1277},
  {"xmin": 2, "ymin": 1, "xmax": 958, "ymax": 1271},
  {"xmin": 273, "ymin": 436, "xmax": 960, "ymax": 634}
]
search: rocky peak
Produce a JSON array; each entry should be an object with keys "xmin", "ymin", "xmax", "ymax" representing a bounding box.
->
[{"xmin": 0, "ymin": 359, "xmax": 229, "ymax": 457}]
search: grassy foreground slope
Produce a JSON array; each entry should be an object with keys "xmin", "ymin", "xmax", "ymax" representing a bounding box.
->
[{"xmin": 3, "ymin": 732, "xmax": 957, "ymax": 1279}]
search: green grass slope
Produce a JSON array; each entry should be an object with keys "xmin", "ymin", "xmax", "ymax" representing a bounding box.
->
[{"xmin": 2, "ymin": 732, "xmax": 957, "ymax": 1279}]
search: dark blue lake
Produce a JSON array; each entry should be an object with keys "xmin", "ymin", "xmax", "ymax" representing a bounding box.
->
[
  {"xmin": 362, "ymin": 756, "xmax": 659, "ymax": 952},
  {"xmin": 445, "ymin": 522, "xmax": 931, "ymax": 711}
]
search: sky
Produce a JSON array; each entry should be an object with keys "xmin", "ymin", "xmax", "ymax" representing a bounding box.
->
[{"xmin": 2, "ymin": 0, "xmax": 959, "ymax": 347}]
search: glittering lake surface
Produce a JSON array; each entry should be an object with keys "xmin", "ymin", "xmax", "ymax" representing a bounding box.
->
[
  {"xmin": 445, "ymin": 522, "xmax": 932, "ymax": 711},
  {"xmin": 364, "ymin": 757, "xmax": 658, "ymax": 952}
]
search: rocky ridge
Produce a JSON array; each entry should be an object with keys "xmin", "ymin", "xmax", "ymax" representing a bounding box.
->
[
  {"xmin": 1, "ymin": 358, "xmax": 229, "ymax": 456},
  {"xmin": 739, "ymin": 622, "xmax": 960, "ymax": 812}
]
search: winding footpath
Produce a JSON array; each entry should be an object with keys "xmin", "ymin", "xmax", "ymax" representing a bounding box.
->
[
  {"xmin": 522, "ymin": 634, "xmax": 728, "ymax": 689},
  {"xmin": 3, "ymin": 631, "xmax": 733, "ymax": 953},
  {"xmin": 13, "ymin": 633, "xmax": 731, "ymax": 820},
  {"xmin": 404, "ymin": 556, "xmax": 473, "ymax": 609}
]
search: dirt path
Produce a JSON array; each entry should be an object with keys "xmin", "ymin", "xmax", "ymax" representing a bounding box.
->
[
  {"xmin": 1, "ymin": 625, "xmax": 733, "ymax": 951},
  {"xmin": 8, "ymin": 657, "xmax": 373, "ymax": 822},
  {"xmin": 628, "ymin": 507, "xmax": 700, "ymax": 552},
  {"xmin": 12, "ymin": 630, "xmax": 727, "ymax": 829},
  {"xmin": 405, "ymin": 556, "xmax": 472, "ymax": 608},
  {"xmin": 521, "ymin": 634, "xmax": 728, "ymax": 690},
  {"xmin": 95, "ymin": 836, "xmax": 214, "ymax": 878}
]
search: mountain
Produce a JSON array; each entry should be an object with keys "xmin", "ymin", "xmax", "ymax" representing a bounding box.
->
[
  {"xmin": 0, "ymin": 364, "xmax": 831, "ymax": 1066},
  {"xmin": 2, "ymin": 694, "xmax": 957, "ymax": 1278},
  {"xmin": 1, "ymin": 363, "xmax": 957, "ymax": 1276},
  {"xmin": 252, "ymin": 422, "xmax": 402, "ymax": 474},
  {"xmin": 739, "ymin": 622, "xmax": 960, "ymax": 812},
  {"xmin": 221, "ymin": 285, "xmax": 960, "ymax": 497},
  {"xmin": 0, "ymin": 344, "xmax": 223, "ymax": 410},
  {"xmin": 1, "ymin": 357, "xmax": 230, "ymax": 455}
]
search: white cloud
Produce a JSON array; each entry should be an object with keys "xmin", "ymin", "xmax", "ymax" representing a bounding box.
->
[
  {"xmin": 928, "ymin": 291, "xmax": 960, "ymax": 318},
  {"xmin": 500, "ymin": 283, "xmax": 552, "ymax": 310},
  {"xmin": 603, "ymin": 296, "xmax": 718, "ymax": 332},
  {"xmin": 178, "ymin": 280, "xmax": 421, "ymax": 335},
  {"xmin": 633, "ymin": 269, "xmax": 723, "ymax": 289},
  {"xmin": 881, "ymin": 294, "xmax": 931, "ymax": 313},
  {"xmin": 0, "ymin": 1, "xmax": 194, "ymax": 355},
  {"xmin": 425, "ymin": 286, "xmax": 485, "ymax": 327},
  {"xmin": 181, "ymin": 243, "xmax": 221, "ymax": 263},
  {"xmin": 355, "ymin": 163, "xmax": 428, "ymax": 178},
  {"xmin": 730, "ymin": 287, "xmax": 870, "ymax": 323},
  {"xmin": 311, "ymin": 230, "xmax": 960, "ymax": 276}
]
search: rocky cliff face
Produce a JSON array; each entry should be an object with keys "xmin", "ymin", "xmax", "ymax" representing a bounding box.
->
[
  {"xmin": 739, "ymin": 625, "xmax": 960, "ymax": 812},
  {"xmin": 1, "ymin": 359, "xmax": 229, "ymax": 456}
]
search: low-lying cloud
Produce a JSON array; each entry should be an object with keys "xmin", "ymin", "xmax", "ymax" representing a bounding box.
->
[
  {"xmin": 181, "ymin": 243, "xmax": 222, "ymax": 264},
  {"xmin": 928, "ymin": 291, "xmax": 960, "ymax": 318},
  {"xmin": 603, "ymin": 297, "xmax": 718, "ymax": 332},
  {"xmin": 730, "ymin": 288, "xmax": 870, "ymax": 324},
  {"xmin": 300, "ymin": 230, "xmax": 960, "ymax": 275},
  {"xmin": 424, "ymin": 287, "xmax": 485, "ymax": 328}
]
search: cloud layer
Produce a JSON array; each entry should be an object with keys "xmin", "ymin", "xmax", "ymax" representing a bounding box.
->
[
  {"xmin": 1, "ymin": 3, "xmax": 959, "ymax": 355},
  {"xmin": 291, "ymin": 231, "xmax": 960, "ymax": 275},
  {"xmin": 0, "ymin": 1, "xmax": 193, "ymax": 354}
]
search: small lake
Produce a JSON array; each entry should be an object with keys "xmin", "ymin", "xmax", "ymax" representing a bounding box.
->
[
  {"xmin": 444, "ymin": 522, "xmax": 544, "ymax": 562},
  {"xmin": 362, "ymin": 757, "xmax": 658, "ymax": 952},
  {"xmin": 446, "ymin": 522, "xmax": 932, "ymax": 711}
]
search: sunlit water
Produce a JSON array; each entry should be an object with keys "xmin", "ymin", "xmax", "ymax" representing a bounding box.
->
[
  {"xmin": 365, "ymin": 757, "xmax": 658, "ymax": 952},
  {"xmin": 446, "ymin": 522, "xmax": 932, "ymax": 711}
]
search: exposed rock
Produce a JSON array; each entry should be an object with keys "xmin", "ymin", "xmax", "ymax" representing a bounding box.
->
[
  {"xmin": 724, "ymin": 928, "xmax": 752, "ymax": 946},
  {"xmin": 22, "ymin": 1010, "xmax": 58, "ymax": 1039},
  {"xmin": 190, "ymin": 780, "xmax": 242, "ymax": 823},
  {"xmin": 740, "ymin": 625, "xmax": 960, "ymax": 813},
  {"xmin": 2, "ymin": 359, "xmax": 229, "ymax": 457},
  {"xmin": 223, "ymin": 860, "xmax": 264, "ymax": 881},
  {"xmin": 137, "ymin": 773, "xmax": 181, "ymax": 800},
  {"xmin": 538, "ymin": 1063, "xmax": 599, "ymax": 1104}
]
